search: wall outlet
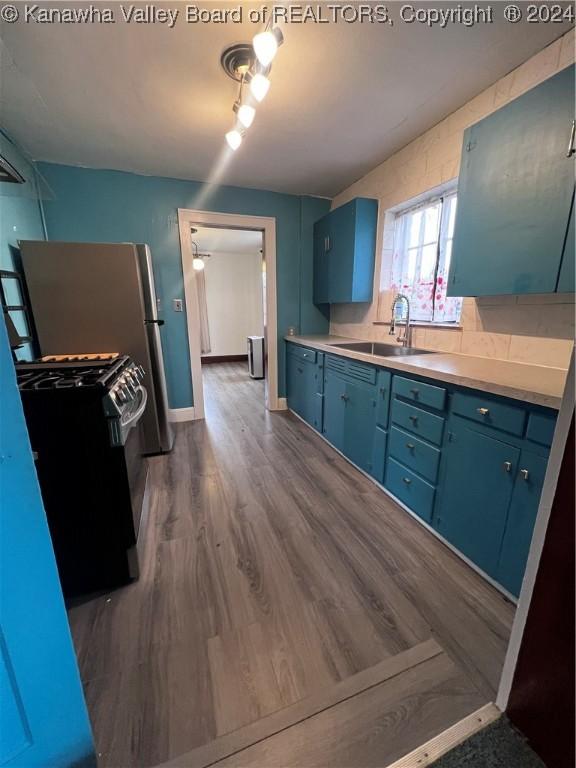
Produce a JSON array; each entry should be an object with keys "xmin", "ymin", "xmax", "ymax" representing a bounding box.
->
[{"xmin": 173, "ymin": 299, "xmax": 183, "ymax": 312}]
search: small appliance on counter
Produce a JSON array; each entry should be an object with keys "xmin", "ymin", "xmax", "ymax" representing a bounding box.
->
[
  {"xmin": 16, "ymin": 354, "xmax": 149, "ymax": 597},
  {"xmin": 247, "ymin": 335, "xmax": 264, "ymax": 379},
  {"xmin": 18, "ymin": 241, "xmax": 173, "ymax": 455}
]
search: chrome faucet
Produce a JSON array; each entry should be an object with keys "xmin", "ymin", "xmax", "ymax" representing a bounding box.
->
[{"xmin": 389, "ymin": 294, "xmax": 412, "ymax": 348}]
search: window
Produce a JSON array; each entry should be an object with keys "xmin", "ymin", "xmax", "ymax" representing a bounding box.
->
[{"xmin": 389, "ymin": 192, "xmax": 462, "ymax": 323}]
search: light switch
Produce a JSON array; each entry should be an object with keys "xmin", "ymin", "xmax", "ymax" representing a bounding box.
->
[{"xmin": 173, "ymin": 299, "xmax": 183, "ymax": 312}]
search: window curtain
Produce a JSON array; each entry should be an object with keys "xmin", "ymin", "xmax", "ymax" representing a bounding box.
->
[
  {"xmin": 195, "ymin": 269, "xmax": 211, "ymax": 354},
  {"xmin": 388, "ymin": 192, "xmax": 462, "ymax": 324}
]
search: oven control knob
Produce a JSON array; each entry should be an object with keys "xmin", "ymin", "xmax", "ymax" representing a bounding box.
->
[
  {"xmin": 138, "ymin": 365, "xmax": 145, "ymax": 378},
  {"xmin": 116, "ymin": 387, "xmax": 128, "ymax": 403}
]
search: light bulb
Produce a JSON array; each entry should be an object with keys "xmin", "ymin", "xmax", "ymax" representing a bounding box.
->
[
  {"xmin": 225, "ymin": 129, "xmax": 243, "ymax": 151},
  {"xmin": 250, "ymin": 73, "xmax": 270, "ymax": 103},
  {"xmin": 237, "ymin": 104, "xmax": 256, "ymax": 128},
  {"xmin": 192, "ymin": 257, "xmax": 205, "ymax": 271},
  {"xmin": 253, "ymin": 31, "xmax": 278, "ymax": 66}
]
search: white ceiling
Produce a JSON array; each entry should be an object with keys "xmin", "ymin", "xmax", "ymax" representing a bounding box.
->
[
  {"xmin": 0, "ymin": 5, "xmax": 570, "ymax": 197},
  {"xmin": 192, "ymin": 226, "xmax": 262, "ymax": 255}
]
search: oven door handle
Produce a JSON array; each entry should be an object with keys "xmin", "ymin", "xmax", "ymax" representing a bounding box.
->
[{"xmin": 122, "ymin": 386, "xmax": 148, "ymax": 431}]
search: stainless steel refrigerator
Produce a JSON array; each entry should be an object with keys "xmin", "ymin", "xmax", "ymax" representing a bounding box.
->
[{"xmin": 19, "ymin": 240, "xmax": 174, "ymax": 455}]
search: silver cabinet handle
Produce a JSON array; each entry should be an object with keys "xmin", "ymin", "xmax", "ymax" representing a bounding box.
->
[
  {"xmin": 408, "ymin": 415, "xmax": 418, "ymax": 424},
  {"xmin": 340, "ymin": 394, "xmax": 349, "ymax": 402},
  {"xmin": 410, "ymin": 388, "xmax": 419, "ymax": 397},
  {"xmin": 567, "ymin": 119, "xmax": 575, "ymax": 158},
  {"xmin": 297, "ymin": 367, "xmax": 303, "ymax": 374},
  {"xmin": 402, "ymin": 477, "xmax": 412, "ymax": 485},
  {"xmin": 520, "ymin": 468, "xmax": 530, "ymax": 481},
  {"xmin": 477, "ymin": 407, "xmax": 489, "ymax": 416},
  {"xmin": 406, "ymin": 443, "xmax": 415, "ymax": 450},
  {"xmin": 503, "ymin": 461, "xmax": 512, "ymax": 473}
]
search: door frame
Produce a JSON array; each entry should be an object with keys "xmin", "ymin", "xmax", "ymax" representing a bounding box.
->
[{"xmin": 178, "ymin": 208, "xmax": 278, "ymax": 419}]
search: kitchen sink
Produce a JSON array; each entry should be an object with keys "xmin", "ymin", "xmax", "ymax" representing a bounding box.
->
[{"xmin": 330, "ymin": 341, "xmax": 436, "ymax": 357}]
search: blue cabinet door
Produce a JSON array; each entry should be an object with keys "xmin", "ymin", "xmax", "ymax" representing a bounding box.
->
[
  {"xmin": 287, "ymin": 352, "xmax": 304, "ymax": 416},
  {"xmin": 287, "ymin": 353, "xmax": 317, "ymax": 427},
  {"xmin": 449, "ymin": 65, "xmax": 575, "ymax": 296},
  {"xmin": 342, "ymin": 380, "xmax": 377, "ymax": 473},
  {"xmin": 435, "ymin": 417, "xmax": 519, "ymax": 578},
  {"xmin": 557, "ymin": 188, "xmax": 575, "ymax": 292},
  {"xmin": 375, "ymin": 370, "xmax": 391, "ymax": 428},
  {"xmin": 313, "ymin": 214, "xmax": 331, "ymax": 304},
  {"xmin": 497, "ymin": 450, "xmax": 547, "ymax": 597},
  {"xmin": 323, "ymin": 370, "xmax": 346, "ymax": 451},
  {"xmin": 313, "ymin": 198, "xmax": 378, "ymax": 304}
]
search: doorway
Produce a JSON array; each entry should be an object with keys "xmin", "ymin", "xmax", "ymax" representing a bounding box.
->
[
  {"xmin": 178, "ymin": 209, "xmax": 279, "ymax": 419},
  {"xmin": 192, "ymin": 224, "xmax": 266, "ymax": 418}
]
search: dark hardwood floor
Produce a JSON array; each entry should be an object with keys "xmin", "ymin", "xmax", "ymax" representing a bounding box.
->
[{"xmin": 68, "ymin": 362, "xmax": 515, "ymax": 768}]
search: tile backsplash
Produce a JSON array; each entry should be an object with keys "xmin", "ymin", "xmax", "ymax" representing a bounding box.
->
[
  {"xmin": 330, "ymin": 29, "xmax": 575, "ymax": 370},
  {"xmin": 331, "ymin": 294, "xmax": 575, "ymax": 369}
]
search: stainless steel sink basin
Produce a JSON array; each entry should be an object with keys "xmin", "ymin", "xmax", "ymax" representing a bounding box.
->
[{"xmin": 331, "ymin": 341, "xmax": 436, "ymax": 357}]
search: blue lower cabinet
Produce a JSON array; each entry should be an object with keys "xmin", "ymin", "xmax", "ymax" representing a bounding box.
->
[
  {"xmin": 497, "ymin": 450, "xmax": 548, "ymax": 597},
  {"xmin": 389, "ymin": 426, "xmax": 441, "ymax": 484},
  {"xmin": 376, "ymin": 370, "xmax": 391, "ymax": 428},
  {"xmin": 323, "ymin": 370, "xmax": 347, "ymax": 451},
  {"xmin": 371, "ymin": 426, "xmax": 387, "ymax": 483},
  {"xmin": 287, "ymin": 347, "xmax": 320, "ymax": 430},
  {"xmin": 342, "ymin": 380, "xmax": 377, "ymax": 473},
  {"xmin": 435, "ymin": 417, "xmax": 519, "ymax": 579},
  {"xmin": 391, "ymin": 399, "xmax": 445, "ymax": 446},
  {"xmin": 385, "ymin": 458, "xmax": 436, "ymax": 523}
]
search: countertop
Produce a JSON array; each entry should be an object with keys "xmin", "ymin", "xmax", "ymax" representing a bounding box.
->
[{"xmin": 285, "ymin": 335, "xmax": 569, "ymax": 410}]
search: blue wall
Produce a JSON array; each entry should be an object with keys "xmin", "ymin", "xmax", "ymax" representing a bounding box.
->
[
  {"xmin": 37, "ymin": 162, "xmax": 331, "ymax": 408},
  {"xmin": 0, "ymin": 133, "xmax": 46, "ymax": 271}
]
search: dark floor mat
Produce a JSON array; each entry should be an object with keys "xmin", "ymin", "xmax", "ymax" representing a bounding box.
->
[{"xmin": 431, "ymin": 717, "xmax": 546, "ymax": 768}]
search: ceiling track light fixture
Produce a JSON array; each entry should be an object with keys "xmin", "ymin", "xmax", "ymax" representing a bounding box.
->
[{"xmin": 220, "ymin": 24, "xmax": 284, "ymax": 151}]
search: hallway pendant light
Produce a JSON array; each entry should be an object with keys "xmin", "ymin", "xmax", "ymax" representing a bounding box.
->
[
  {"xmin": 249, "ymin": 73, "xmax": 270, "ymax": 103},
  {"xmin": 192, "ymin": 256, "xmax": 205, "ymax": 271},
  {"xmin": 237, "ymin": 104, "xmax": 256, "ymax": 128},
  {"xmin": 253, "ymin": 28, "xmax": 284, "ymax": 67},
  {"xmin": 226, "ymin": 129, "xmax": 243, "ymax": 151}
]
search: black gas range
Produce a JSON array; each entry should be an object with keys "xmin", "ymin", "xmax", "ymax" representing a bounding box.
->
[{"xmin": 16, "ymin": 355, "xmax": 149, "ymax": 597}]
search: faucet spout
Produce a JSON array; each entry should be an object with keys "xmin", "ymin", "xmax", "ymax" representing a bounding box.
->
[{"xmin": 390, "ymin": 294, "xmax": 412, "ymax": 348}]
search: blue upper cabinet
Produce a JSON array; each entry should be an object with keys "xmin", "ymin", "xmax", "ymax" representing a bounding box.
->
[
  {"xmin": 448, "ymin": 64, "xmax": 575, "ymax": 296},
  {"xmin": 557, "ymin": 189, "xmax": 575, "ymax": 293},
  {"xmin": 313, "ymin": 197, "xmax": 378, "ymax": 304}
]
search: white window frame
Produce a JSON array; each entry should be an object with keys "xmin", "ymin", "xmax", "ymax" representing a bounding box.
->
[{"xmin": 387, "ymin": 188, "xmax": 462, "ymax": 325}]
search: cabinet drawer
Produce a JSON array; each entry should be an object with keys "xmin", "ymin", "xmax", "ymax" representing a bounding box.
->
[
  {"xmin": 288, "ymin": 345, "xmax": 317, "ymax": 364},
  {"xmin": 392, "ymin": 376, "xmax": 446, "ymax": 411},
  {"xmin": 391, "ymin": 399, "xmax": 445, "ymax": 446},
  {"xmin": 451, "ymin": 392, "xmax": 525, "ymax": 436},
  {"xmin": 526, "ymin": 411, "xmax": 556, "ymax": 447},
  {"xmin": 389, "ymin": 426, "xmax": 441, "ymax": 484},
  {"xmin": 385, "ymin": 458, "xmax": 435, "ymax": 523}
]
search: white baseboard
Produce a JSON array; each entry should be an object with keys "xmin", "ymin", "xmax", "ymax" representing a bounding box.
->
[
  {"xmin": 276, "ymin": 397, "xmax": 288, "ymax": 410},
  {"xmin": 168, "ymin": 406, "xmax": 197, "ymax": 422}
]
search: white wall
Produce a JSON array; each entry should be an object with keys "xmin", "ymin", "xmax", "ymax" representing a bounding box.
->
[
  {"xmin": 203, "ymin": 251, "xmax": 264, "ymax": 357},
  {"xmin": 331, "ymin": 29, "xmax": 575, "ymax": 369}
]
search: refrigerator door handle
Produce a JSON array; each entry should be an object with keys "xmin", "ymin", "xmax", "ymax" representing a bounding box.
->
[{"xmin": 144, "ymin": 319, "xmax": 165, "ymax": 326}]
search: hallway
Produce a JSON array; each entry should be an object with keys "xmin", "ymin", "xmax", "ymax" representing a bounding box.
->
[{"xmin": 68, "ymin": 362, "xmax": 515, "ymax": 767}]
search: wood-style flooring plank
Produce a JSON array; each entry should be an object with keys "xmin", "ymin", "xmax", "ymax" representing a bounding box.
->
[
  {"xmin": 158, "ymin": 639, "xmax": 443, "ymax": 768},
  {"xmin": 158, "ymin": 643, "xmax": 483, "ymax": 768},
  {"xmin": 68, "ymin": 363, "xmax": 514, "ymax": 767}
]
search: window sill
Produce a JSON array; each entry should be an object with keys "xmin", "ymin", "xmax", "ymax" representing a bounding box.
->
[{"xmin": 373, "ymin": 320, "xmax": 463, "ymax": 330}]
